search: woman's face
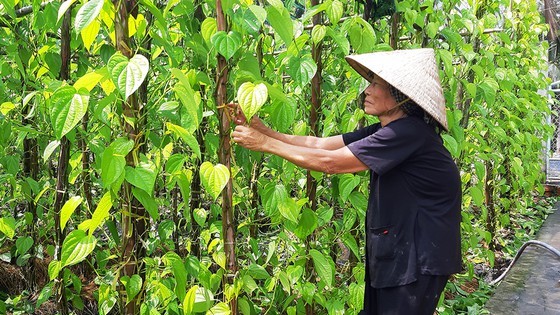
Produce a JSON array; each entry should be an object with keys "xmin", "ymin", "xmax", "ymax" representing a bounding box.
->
[{"xmin": 363, "ymin": 76, "xmax": 398, "ymax": 116}]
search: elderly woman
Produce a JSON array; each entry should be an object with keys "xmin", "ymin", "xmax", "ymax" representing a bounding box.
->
[{"xmin": 231, "ymin": 48, "xmax": 462, "ymax": 315}]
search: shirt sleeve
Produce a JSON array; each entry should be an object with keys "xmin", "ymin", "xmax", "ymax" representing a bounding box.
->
[
  {"xmin": 342, "ymin": 123, "xmax": 381, "ymax": 145},
  {"xmin": 346, "ymin": 118, "xmax": 426, "ymax": 175}
]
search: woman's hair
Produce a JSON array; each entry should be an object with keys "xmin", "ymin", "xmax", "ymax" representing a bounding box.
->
[{"xmin": 388, "ymin": 85, "xmax": 442, "ymax": 132}]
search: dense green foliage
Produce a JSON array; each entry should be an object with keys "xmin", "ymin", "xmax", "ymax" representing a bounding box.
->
[{"xmin": 0, "ymin": 0, "xmax": 553, "ymax": 314}]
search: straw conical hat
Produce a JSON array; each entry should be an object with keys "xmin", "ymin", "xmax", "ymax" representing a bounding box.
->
[{"xmin": 345, "ymin": 48, "xmax": 448, "ymax": 131}]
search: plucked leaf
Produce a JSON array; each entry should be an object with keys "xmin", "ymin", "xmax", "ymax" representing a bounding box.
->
[{"xmin": 237, "ymin": 81, "xmax": 268, "ymax": 122}]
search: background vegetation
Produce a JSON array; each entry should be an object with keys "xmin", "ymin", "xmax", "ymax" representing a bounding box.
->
[{"xmin": 0, "ymin": 0, "xmax": 555, "ymax": 314}]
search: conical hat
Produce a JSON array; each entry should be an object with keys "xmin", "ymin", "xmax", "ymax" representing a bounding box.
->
[{"xmin": 345, "ymin": 48, "xmax": 448, "ymax": 131}]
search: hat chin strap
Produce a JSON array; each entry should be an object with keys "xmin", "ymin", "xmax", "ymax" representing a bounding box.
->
[{"xmin": 379, "ymin": 98, "xmax": 410, "ymax": 117}]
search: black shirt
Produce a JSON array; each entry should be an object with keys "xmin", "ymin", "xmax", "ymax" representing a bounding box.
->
[{"xmin": 343, "ymin": 116, "xmax": 462, "ymax": 288}]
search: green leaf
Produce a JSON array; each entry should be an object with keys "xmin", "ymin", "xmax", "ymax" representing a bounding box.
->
[
  {"xmin": 470, "ymin": 185, "xmax": 484, "ymax": 207},
  {"xmin": 326, "ymin": 0, "xmax": 343, "ymax": 24},
  {"xmin": 237, "ymin": 82, "xmax": 268, "ymax": 122},
  {"xmin": 86, "ymin": 192, "xmax": 113, "ymax": 235},
  {"xmin": 193, "ymin": 286, "xmax": 214, "ymax": 313},
  {"xmin": 338, "ymin": 174, "xmax": 360, "ymax": 203},
  {"xmin": 132, "ymin": 188, "xmax": 159, "ymax": 220},
  {"xmin": 341, "ymin": 233, "xmax": 360, "ymax": 260},
  {"xmin": 60, "ymin": 196, "xmax": 83, "ymax": 231},
  {"xmin": 309, "ymin": 249, "xmax": 333, "ymax": 287},
  {"xmin": 163, "ymin": 252, "xmax": 187, "ymax": 301},
  {"xmin": 287, "ymin": 55, "xmax": 317, "ymax": 86},
  {"xmin": 101, "ymin": 147, "xmax": 126, "ymax": 188},
  {"xmin": 347, "ymin": 18, "xmax": 376, "ymax": 54},
  {"xmin": 58, "ymin": 0, "xmax": 76, "ymax": 22},
  {"xmin": 166, "ymin": 122, "xmax": 201, "ymax": 159},
  {"xmin": 278, "ymin": 195, "xmax": 299, "ymax": 223},
  {"xmin": 211, "ymin": 31, "xmax": 242, "ymax": 60},
  {"xmin": 107, "ymin": 53, "xmax": 150, "ymax": 99},
  {"xmin": 247, "ymin": 263, "xmax": 270, "ymax": 280},
  {"xmin": 50, "ymin": 86, "xmax": 89, "ymax": 139},
  {"xmin": 74, "ymin": 0, "xmax": 103, "ymax": 33},
  {"xmin": 208, "ymin": 302, "xmax": 230, "ymax": 315},
  {"xmin": 193, "ymin": 208, "xmax": 207, "ymax": 226},
  {"xmin": 125, "ymin": 161, "xmax": 156, "ymax": 194},
  {"xmin": 183, "ymin": 285, "xmax": 198, "ymax": 315},
  {"xmin": 200, "ymin": 162, "xmax": 230, "ymax": 201},
  {"xmin": 266, "ymin": 4, "xmax": 293, "ymax": 45},
  {"xmin": 120, "ymin": 274, "xmax": 142, "ymax": 303},
  {"xmin": 294, "ymin": 208, "xmax": 318, "ymax": 240},
  {"xmin": 15, "ymin": 236, "xmax": 33, "ymax": 255},
  {"xmin": 442, "ymin": 134, "xmax": 460, "ymax": 158},
  {"xmin": 311, "ymin": 24, "xmax": 327, "ymax": 44},
  {"xmin": 0, "ymin": 102, "xmax": 15, "ymax": 115},
  {"xmin": 43, "ymin": 140, "xmax": 61, "ymax": 161},
  {"xmin": 0, "ymin": 216, "xmax": 16, "ymax": 239},
  {"xmin": 48, "ymin": 260, "xmax": 62, "ymax": 280},
  {"xmin": 270, "ymin": 100, "xmax": 295, "ymax": 132},
  {"xmin": 36, "ymin": 282, "xmax": 53, "ymax": 309},
  {"xmin": 201, "ymin": 17, "xmax": 217, "ymax": 45},
  {"xmin": 61, "ymin": 230, "xmax": 97, "ymax": 267}
]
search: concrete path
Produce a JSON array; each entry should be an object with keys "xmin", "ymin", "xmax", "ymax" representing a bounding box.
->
[{"xmin": 485, "ymin": 206, "xmax": 560, "ymax": 314}]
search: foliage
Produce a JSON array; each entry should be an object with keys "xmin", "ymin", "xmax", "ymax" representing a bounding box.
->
[{"xmin": 0, "ymin": 0, "xmax": 554, "ymax": 313}]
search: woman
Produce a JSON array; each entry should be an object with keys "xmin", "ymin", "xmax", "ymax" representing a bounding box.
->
[{"xmin": 231, "ymin": 48, "xmax": 462, "ymax": 315}]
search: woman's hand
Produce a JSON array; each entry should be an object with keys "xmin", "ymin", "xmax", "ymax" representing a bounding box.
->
[
  {"xmin": 232, "ymin": 125, "xmax": 269, "ymax": 152},
  {"xmin": 226, "ymin": 103, "xmax": 264, "ymax": 129}
]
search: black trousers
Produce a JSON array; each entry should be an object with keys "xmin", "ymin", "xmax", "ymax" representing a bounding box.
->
[{"xmin": 360, "ymin": 273, "xmax": 449, "ymax": 315}]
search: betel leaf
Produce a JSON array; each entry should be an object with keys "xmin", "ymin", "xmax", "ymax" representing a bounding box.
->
[
  {"xmin": 237, "ymin": 81, "xmax": 268, "ymax": 122},
  {"xmin": 211, "ymin": 31, "xmax": 242, "ymax": 60},
  {"xmin": 101, "ymin": 147, "xmax": 126, "ymax": 188},
  {"xmin": 162, "ymin": 251, "xmax": 187, "ymax": 301},
  {"xmin": 120, "ymin": 274, "xmax": 142, "ymax": 303},
  {"xmin": 49, "ymin": 86, "xmax": 89, "ymax": 139},
  {"xmin": 338, "ymin": 174, "xmax": 360, "ymax": 203},
  {"xmin": 201, "ymin": 17, "xmax": 217, "ymax": 45},
  {"xmin": 81, "ymin": 20, "xmax": 101, "ymax": 52},
  {"xmin": 83, "ymin": 191, "xmax": 113, "ymax": 235},
  {"xmin": 74, "ymin": 0, "xmax": 103, "ymax": 33},
  {"xmin": 60, "ymin": 229, "xmax": 97, "ymax": 267},
  {"xmin": 166, "ymin": 122, "xmax": 201, "ymax": 159},
  {"xmin": 309, "ymin": 249, "xmax": 333, "ymax": 287},
  {"xmin": 326, "ymin": 0, "xmax": 343, "ymax": 24},
  {"xmin": 311, "ymin": 24, "xmax": 326, "ymax": 44},
  {"xmin": 270, "ymin": 100, "xmax": 295, "ymax": 132},
  {"xmin": 125, "ymin": 161, "xmax": 156, "ymax": 195},
  {"xmin": 183, "ymin": 285, "xmax": 198, "ymax": 315},
  {"xmin": 107, "ymin": 52, "xmax": 149, "ymax": 99},
  {"xmin": 132, "ymin": 187, "xmax": 159, "ymax": 220},
  {"xmin": 199, "ymin": 162, "xmax": 230, "ymax": 201},
  {"xmin": 0, "ymin": 216, "xmax": 16, "ymax": 239},
  {"xmin": 15, "ymin": 236, "xmax": 33, "ymax": 255},
  {"xmin": 286, "ymin": 55, "xmax": 317, "ymax": 87},
  {"xmin": 266, "ymin": 3, "xmax": 293, "ymax": 45},
  {"xmin": 60, "ymin": 196, "xmax": 83, "ymax": 230},
  {"xmin": 278, "ymin": 195, "xmax": 299, "ymax": 223}
]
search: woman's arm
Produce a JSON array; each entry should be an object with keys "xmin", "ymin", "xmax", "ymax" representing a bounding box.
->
[
  {"xmin": 232, "ymin": 125, "xmax": 368, "ymax": 174},
  {"xmin": 230, "ymin": 104, "xmax": 346, "ymax": 150}
]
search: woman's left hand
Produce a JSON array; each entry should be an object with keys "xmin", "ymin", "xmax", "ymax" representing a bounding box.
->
[{"xmin": 232, "ymin": 125, "xmax": 268, "ymax": 152}]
